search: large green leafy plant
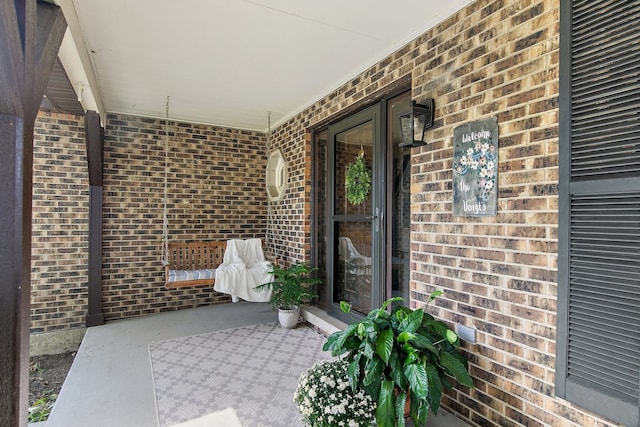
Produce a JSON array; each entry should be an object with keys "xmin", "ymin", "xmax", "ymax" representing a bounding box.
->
[
  {"xmin": 323, "ymin": 292, "xmax": 474, "ymax": 427},
  {"xmin": 256, "ymin": 263, "xmax": 320, "ymax": 309}
]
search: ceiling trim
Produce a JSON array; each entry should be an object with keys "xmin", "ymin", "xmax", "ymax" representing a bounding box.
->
[{"xmin": 54, "ymin": 0, "xmax": 105, "ymax": 122}]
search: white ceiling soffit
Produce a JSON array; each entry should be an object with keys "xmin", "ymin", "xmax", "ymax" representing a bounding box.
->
[
  {"xmin": 58, "ymin": 28, "xmax": 102, "ymax": 116},
  {"xmin": 68, "ymin": 0, "xmax": 471, "ymax": 131}
]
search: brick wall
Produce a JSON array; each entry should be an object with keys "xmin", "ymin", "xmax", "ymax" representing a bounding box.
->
[
  {"xmin": 31, "ymin": 112, "xmax": 89, "ymax": 334},
  {"xmin": 267, "ymin": 0, "xmax": 622, "ymax": 426},
  {"xmin": 409, "ymin": 2, "xmax": 567, "ymax": 426},
  {"xmin": 264, "ymin": 118, "xmax": 313, "ymax": 265},
  {"xmin": 102, "ymin": 113, "xmax": 269, "ymax": 320},
  {"xmin": 31, "ymin": 112, "xmax": 270, "ymax": 330}
]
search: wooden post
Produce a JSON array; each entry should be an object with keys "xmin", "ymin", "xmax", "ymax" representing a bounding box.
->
[
  {"xmin": 85, "ymin": 110, "xmax": 105, "ymax": 326},
  {"xmin": 86, "ymin": 185, "xmax": 104, "ymax": 326},
  {"xmin": 0, "ymin": 2, "xmax": 66, "ymax": 425}
]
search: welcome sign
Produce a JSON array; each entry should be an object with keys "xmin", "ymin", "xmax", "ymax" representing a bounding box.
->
[{"xmin": 452, "ymin": 117, "xmax": 499, "ymax": 217}]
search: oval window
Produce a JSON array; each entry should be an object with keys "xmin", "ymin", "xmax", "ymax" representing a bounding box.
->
[{"xmin": 266, "ymin": 149, "xmax": 288, "ymax": 201}]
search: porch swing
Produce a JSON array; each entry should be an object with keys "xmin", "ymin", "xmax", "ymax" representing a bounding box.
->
[{"xmin": 160, "ymin": 97, "xmax": 226, "ymax": 288}]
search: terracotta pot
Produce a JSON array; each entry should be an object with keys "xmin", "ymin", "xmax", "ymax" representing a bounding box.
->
[
  {"xmin": 394, "ymin": 387, "xmax": 411, "ymax": 418},
  {"xmin": 404, "ymin": 391, "xmax": 411, "ymax": 418}
]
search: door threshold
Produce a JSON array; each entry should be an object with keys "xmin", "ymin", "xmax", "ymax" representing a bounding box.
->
[{"xmin": 301, "ymin": 305, "xmax": 348, "ymax": 336}]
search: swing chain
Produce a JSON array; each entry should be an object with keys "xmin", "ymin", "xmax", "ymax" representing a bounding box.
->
[{"xmin": 161, "ymin": 96, "xmax": 170, "ymax": 266}]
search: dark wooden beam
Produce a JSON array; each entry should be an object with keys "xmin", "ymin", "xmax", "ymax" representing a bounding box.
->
[
  {"xmin": 31, "ymin": 2, "xmax": 66, "ymax": 121},
  {"xmin": 22, "ymin": 0, "xmax": 36, "ymax": 116},
  {"xmin": 0, "ymin": 0, "xmax": 24, "ymax": 116},
  {"xmin": 85, "ymin": 110, "xmax": 103, "ymax": 186},
  {"xmin": 85, "ymin": 111, "xmax": 104, "ymax": 326},
  {"xmin": 86, "ymin": 185, "xmax": 104, "ymax": 326},
  {"xmin": 0, "ymin": 3, "xmax": 31, "ymax": 425},
  {"xmin": 0, "ymin": 112, "xmax": 26, "ymax": 427},
  {"xmin": 0, "ymin": 1, "xmax": 66, "ymax": 425}
]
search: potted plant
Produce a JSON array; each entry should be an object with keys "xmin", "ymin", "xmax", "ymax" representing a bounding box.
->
[
  {"xmin": 323, "ymin": 291, "xmax": 474, "ymax": 427},
  {"xmin": 256, "ymin": 263, "xmax": 320, "ymax": 328}
]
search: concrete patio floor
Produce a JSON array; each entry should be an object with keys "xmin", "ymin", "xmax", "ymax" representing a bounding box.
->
[{"xmin": 41, "ymin": 302, "xmax": 470, "ymax": 427}]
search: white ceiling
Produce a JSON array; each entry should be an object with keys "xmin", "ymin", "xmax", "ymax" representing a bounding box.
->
[{"xmin": 63, "ymin": 0, "xmax": 471, "ymax": 131}]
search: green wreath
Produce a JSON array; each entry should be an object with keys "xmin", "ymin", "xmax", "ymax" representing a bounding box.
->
[{"xmin": 345, "ymin": 152, "xmax": 371, "ymax": 205}]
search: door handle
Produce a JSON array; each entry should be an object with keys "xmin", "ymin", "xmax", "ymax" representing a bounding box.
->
[{"xmin": 367, "ymin": 208, "xmax": 380, "ymax": 233}]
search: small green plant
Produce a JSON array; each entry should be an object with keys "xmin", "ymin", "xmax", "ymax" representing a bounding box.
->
[
  {"xmin": 323, "ymin": 291, "xmax": 474, "ymax": 427},
  {"xmin": 256, "ymin": 262, "xmax": 320, "ymax": 309},
  {"xmin": 30, "ymin": 361, "xmax": 41, "ymax": 373},
  {"xmin": 28, "ymin": 389, "xmax": 57, "ymax": 422}
]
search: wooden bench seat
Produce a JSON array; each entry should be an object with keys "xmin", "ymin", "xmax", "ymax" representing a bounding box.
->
[{"xmin": 165, "ymin": 241, "xmax": 226, "ymax": 288}]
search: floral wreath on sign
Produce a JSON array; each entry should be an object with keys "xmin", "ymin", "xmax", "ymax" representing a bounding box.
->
[
  {"xmin": 345, "ymin": 147, "xmax": 371, "ymax": 205},
  {"xmin": 453, "ymin": 140, "xmax": 497, "ymax": 202}
]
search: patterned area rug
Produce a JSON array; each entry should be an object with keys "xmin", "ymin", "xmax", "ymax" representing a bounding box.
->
[{"xmin": 149, "ymin": 322, "xmax": 332, "ymax": 427}]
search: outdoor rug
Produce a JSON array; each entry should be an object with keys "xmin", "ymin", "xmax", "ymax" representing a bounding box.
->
[{"xmin": 149, "ymin": 322, "xmax": 332, "ymax": 427}]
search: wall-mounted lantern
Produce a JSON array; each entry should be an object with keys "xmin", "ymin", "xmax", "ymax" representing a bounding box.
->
[{"xmin": 398, "ymin": 99, "xmax": 435, "ymax": 148}]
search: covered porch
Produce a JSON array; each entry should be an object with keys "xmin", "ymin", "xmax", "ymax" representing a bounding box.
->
[
  {"xmin": 2, "ymin": 0, "xmax": 638, "ymax": 427},
  {"xmin": 40, "ymin": 303, "xmax": 468, "ymax": 427}
]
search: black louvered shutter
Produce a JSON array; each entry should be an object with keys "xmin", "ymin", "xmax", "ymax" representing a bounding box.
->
[{"xmin": 557, "ymin": 1, "xmax": 640, "ymax": 426}]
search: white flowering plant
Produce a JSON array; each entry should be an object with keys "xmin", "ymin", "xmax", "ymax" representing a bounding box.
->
[{"xmin": 294, "ymin": 358, "xmax": 376, "ymax": 427}]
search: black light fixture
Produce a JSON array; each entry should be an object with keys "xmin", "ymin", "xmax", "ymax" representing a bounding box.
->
[{"xmin": 398, "ymin": 99, "xmax": 435, "ymax": 148}]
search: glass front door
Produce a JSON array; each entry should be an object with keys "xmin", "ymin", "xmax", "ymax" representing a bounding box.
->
[
  {"xmin": 316, "ymin": 92, "xmax": 412, "ymax": 319},
  {"xmin": 327, "ymin": 104, "xmax": 383, "ymax": 317}
]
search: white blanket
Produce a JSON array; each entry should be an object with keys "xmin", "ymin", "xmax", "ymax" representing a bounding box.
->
[
  {"xmin": 213, "ymin": 238, "xmax": 272, "ymax": 302},
  {"xmin": 339, "ymin": 237, "xmax": 371, "ymax": 276}
]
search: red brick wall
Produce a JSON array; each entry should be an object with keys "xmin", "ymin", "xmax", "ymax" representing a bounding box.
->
[
  {"xmin": 409, "ymin": 2, "xmax": 565, "ymax": 426},
  {"xmin": 264, "ymin": 119, "xmax": 313, "ymax": 265},
  {"xmin": 267, "ymin": 1, "xmax": 623, "ymax": 426},
  {"xmin": 31, "ymin": 112, "xmax": 271, "ymax": 329},
  {"xmin": 31, "ymin": 112, "xmax": 89, "ymax": 334},
  {"xmin": 101, "ymin": 113, "xmax": 269, "ymax": 319}
]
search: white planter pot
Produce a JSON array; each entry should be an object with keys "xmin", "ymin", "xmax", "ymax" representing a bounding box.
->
[{"xmin": 278, "ymin": 305, "xmax": 300, "ymax": 329}]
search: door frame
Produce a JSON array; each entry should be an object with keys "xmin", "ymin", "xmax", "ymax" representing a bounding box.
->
[
  {"xmin": 326, "ymin": 102, "xmax": 385, "ymax": 320},
  {"xmin": 310, "ymin": 81, "xmax": 411, "ymax": 319}
]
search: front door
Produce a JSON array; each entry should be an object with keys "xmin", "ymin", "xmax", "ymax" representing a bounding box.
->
[
  {"xmin": 315, "ymin": 92, "xmax": 412, "ymax": 319},
  {"xmin": 326, "ymin": 104, "xmax": 383, "ymax": 317}
]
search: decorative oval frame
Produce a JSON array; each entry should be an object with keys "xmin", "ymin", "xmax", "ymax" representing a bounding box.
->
[{"xmin": 266, "ymin": 149, "xmax": 288, "ymax": 201}]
